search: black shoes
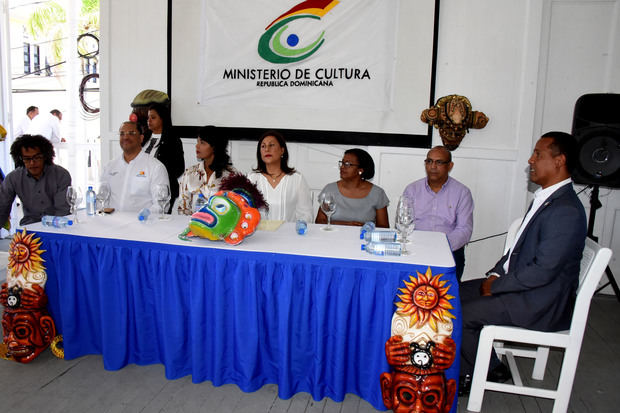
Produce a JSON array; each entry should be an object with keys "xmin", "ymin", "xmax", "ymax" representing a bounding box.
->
[
  {"xmin": 458, "ymin": 363, "xmax": 511, "ymax": 398},
  {"xmin": 487, "ymin": 362, "xmax": 512, "ymax": 383},
  {"xmin": 458, "ymin": 374, "xmax": 472, "ymax": 397}
]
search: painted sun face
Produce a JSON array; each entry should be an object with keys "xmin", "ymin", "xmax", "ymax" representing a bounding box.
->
[
  {"xmin": 8, "ymin": 230, "xmax": 45, "ymax": 278},
  {"xmin": 396, "ymin": 267, "xmax": 455, "ymax": 332},
  {"xmin": 413, "ymin": 285, "xmax": 439, "ymax": 310}
]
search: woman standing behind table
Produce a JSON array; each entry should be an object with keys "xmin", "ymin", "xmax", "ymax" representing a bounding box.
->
[
  {"xmin": 177, "ymin": 125, "xmax": 235, "ymax": 215},
  {"xmin": 315, "ymin": 148, "xmax": 389, "ymax": 227},
  {"xmin": 248, "ymin": 131, "xmax": 313, "ymax": 222},
  {"xmin": 145, "ymin": 103, "xmax": 185, "ymax": 212}
]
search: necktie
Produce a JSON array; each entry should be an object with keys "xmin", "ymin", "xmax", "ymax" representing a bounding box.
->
[{"xmin": 144, "ymin": 138, "xmax": 157, "ymax": 154}]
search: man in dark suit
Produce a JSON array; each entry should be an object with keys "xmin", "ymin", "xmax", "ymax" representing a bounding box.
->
[{"xmin": 458, "ymin": 131, "xmax": 587, "ymax": 395}]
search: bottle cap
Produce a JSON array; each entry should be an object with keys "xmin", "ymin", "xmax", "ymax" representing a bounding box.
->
[
  {"xmin": 67, "ymin": 220, "xmax": 73, "ymax": 226},
  {"xmin": 360, "ymin": 231, "xmax": 366, "ymax": 239},
  {"xmin": 88, "ymin": 186, "xmax": 93, "ymax": 190},
  {"xmin": 139, "ymin": 215, "xmax": 145, "ymax": 221},
  {"xmin": 361, "ymin": 244, "xmax": 366, "ymax": 251}
]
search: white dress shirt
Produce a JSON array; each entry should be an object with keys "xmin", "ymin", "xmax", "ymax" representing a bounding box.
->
[
  {"xmin": 248, "ymin": 171, "xmax": 313, "ymax": 222},
  {"xmin": 101, "ymin": 151, "xmax": 169, "ymax": 213},
  {"xmin": 26, "ymin": 112, "xmax": 61, "ymax": 144}
]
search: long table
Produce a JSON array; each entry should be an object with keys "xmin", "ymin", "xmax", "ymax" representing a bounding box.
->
[{"xmin": 24, "ymin": 213, "xmax": 460, "ymax": 411}]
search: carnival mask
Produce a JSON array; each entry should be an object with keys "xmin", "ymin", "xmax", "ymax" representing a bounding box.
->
[
  {"xmin": 2, "ymin": 309, "xmax": 56, "ymax": 363},
  {"xmin": 380, "ymin": 371, "xmax": 456, "ymax": 413},
  {"xmin": 179, "ymin": 173, "xmax": 268, "ymax": 245},
  {"xmin": 421, "ymin": 94, "xmax": 488, "ymax": 150}
]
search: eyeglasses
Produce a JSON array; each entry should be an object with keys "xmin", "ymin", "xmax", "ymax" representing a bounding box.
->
[
  {"xmin": 22, "ymin": 154, "xmax": 44, "ymax": 163},
  {"xmin": 424, "ymin": 159, "xmax": 450, "ymax": 166},
  {"xmin": 338, "ymin": 161, "xmax": 360, "ymax": 168},
  {"xmin": 119, "ymin": 131, "xmax": 139, "ymax": 137}
]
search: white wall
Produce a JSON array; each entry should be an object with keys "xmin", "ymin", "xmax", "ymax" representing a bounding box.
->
[{"xmin": 100, "ymin": 0, "xmax": 620, "ymax": 288}]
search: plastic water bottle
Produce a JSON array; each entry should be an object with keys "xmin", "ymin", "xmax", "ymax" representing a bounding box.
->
[
  {"xmin": 86, "ymin": 186, "xmax": 96, "ymax": 216},
  {"xmin": 361, "ymin": 241, "xmax": 402, "ymax": 256},
  {"xmin": 296, "ymin": 219, "xmax": 308, "ymax": 235},
  {"xmin": 361, "ymin": 229, "xmax": 398, "ymax": 242},
  {"xmin": 360, "ymin": 221, "xmax": 376, "ymax": 237},
  {"xmin": 137, "ymin": 208, "xmax": 151, "ymax": 222},
  {"xmin": 194, "ymin": 193, "xmax": 207, "ymax": 212},
  {"xmin": 41, "ymin": 215, "xmax": 73, "ymax": 228}
]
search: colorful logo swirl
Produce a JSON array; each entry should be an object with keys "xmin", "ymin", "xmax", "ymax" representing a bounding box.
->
[{"xmin": 258, "ymin": 0, "xmax": 339, "ymax": 64}]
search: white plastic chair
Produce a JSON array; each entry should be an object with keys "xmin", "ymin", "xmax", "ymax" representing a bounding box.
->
[
  {"xmin": 503, "ymin": 217, "xmax": 522, "ymax": 255},
  {"xmin": 467, "ymin": 235, "xmax": 612, "ymax": 413}
]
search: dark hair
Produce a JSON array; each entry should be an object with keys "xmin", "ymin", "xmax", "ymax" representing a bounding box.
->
[
  {"xmin": 147, "ymin": 103, "xmax": 172, "ymax": 133},
  {"xmin": 50, "ymin": 109, "xmax": 61, "ymax": 117},
  {"xmin": 26, "ymin": 106, "xmax": 38, "ymax": 114},
  {"xmin": 147, "ymin": 103, "xmax": 174, "ymax": 150},
  {"xmin": 345, "ymin": 148, "xmax": 375, "ymax": 180},
  {"xmin": 429, "ymin": 145, "xmax": 452, "ymax": 163},
  {"xmin": 198, "ymin": 125, "xmax": 232, "ymax": 178},
  {"xmin": 121, "ymin": 121, "xmax": 143, "ymax": 134},
  {"xmin": 253, "ymin": 130, "xmax": 295, "ymax": 175},
  {"xmin": 541, "ymin": 131, "xmax": 578, "ymax": 173},
  {"xmin": 10, "ymin": 134, "xmax": 55, "ymax": 167}
]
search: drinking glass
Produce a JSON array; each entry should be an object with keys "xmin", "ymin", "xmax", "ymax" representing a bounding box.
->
[
  {"xmin": 319, "ymin": 192, "xmax": 337, "ymax": 231},
  {"xmin": 96, "ymin": 182, "xmax": 111, "ymax": 214},
  {"xmin": 66, "ymin": 186, "xmax": 82, "ymax": 223},
  {"xmin": 155, "ymin": 184, "xmax": 171, "ymax": 220},
  {"xmin": 396, "ymin": 197, "xmax": 415, "ymax": 253}
]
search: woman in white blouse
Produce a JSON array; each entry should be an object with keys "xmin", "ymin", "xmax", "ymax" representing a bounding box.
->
[
  {"xmin": 177, "ymin": 125, "xmax": 235, "ymax": 215},
  {"xmin": 248, "ymin": 131, "xmax": 313, "ymax": 222}
]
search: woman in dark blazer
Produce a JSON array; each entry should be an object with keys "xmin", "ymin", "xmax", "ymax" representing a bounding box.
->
[{"xmin": 145, "ymin": 103, "xmax": 185, "ymax": 212}]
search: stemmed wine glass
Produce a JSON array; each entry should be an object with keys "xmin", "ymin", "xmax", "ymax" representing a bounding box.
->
[
  {"xmin": 319, "ymin": 192, "xmax": 337, "ymax": 231},
  {"xmin": 155, "ymin": 184, "xmax": 171, "ymax": 220},
  {"xmin": 66, "ymin": 186, "xmax": 83, "ymax": 223},
  {"xmin": 96, "ymin": 182, "xmax": 111, "ymax": 215},
  {"xmin": 395, "ymin": 196, "xmax": 415, "ymax": 254}
]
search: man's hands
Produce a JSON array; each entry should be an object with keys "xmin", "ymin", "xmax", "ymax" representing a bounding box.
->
[{"xmin": 480, "ymin": 275, "xmax": 498, "ymax": 296}]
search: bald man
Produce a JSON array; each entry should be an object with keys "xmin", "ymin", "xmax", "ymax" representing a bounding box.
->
[{"xmin": 402, "ymin": 145, "xmax": 474, "ymax": 280}]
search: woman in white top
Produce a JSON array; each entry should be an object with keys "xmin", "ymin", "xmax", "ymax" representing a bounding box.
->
[
  {"xmin": 177, "ymin": 125, "xmax": 235, "ymax": 215},
  {"xmin": 248, "ymin": 131, "xmax": 313, "ymax": 222}
]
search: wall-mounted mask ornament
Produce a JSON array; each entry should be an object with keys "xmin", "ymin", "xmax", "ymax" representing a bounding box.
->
[
  {"xmin": 421, "ymin": 95, "xmax": 489, "ymax": 150},
  {"xmin": 179, "ymin": 173, "xmax": 268, "ymax": 245},
  {"xmin": 0, "ymin": 230, "xmax": 61, "ymax": 363}
]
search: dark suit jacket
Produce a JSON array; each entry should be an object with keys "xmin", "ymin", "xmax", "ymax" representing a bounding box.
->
[
  {"xmin": 152, "ymin": 131, "xmax": 185, "ymax": 207},
  {"xmin": 489, "ymin": 183, "xmax": 586, "ymax": 331}
]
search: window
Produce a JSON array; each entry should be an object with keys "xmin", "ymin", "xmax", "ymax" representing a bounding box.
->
[
  {"xmin": 33, "ymin": 45, "xmax": 40, "ymax": 75},
  {"xmin": 23, "ymin": 43, "xmax": 31, "ymax": 74}
]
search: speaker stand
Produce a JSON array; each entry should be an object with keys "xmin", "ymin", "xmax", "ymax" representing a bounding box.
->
[{"xmin": 587, "ymin": 185, "xmax": 620, "ymax": 301}]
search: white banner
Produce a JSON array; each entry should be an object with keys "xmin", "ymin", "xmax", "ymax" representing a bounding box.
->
[{"xmin": 199, "ymin": 0, "xmax": 399, "ymax": 111}]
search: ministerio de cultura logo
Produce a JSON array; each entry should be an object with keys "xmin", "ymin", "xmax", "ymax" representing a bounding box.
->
[{"xmin": 258, "ymin": 0, "xmax": 340, "ymax": 64}]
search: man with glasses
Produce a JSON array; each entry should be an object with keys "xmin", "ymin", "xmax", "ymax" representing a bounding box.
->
[
  {"xmin": 0, "ymin": 134, "xmax": 71, "ymax": 226},
  {"xmin": 100, "ymin": 121, "xmax": 168, "ymax": 212},
  {"xmin": 402, "ymin": 145, "xmax": 474, "ymax": 281}
]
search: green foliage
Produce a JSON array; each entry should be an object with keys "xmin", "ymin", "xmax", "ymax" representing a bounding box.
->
[{"xmin": 25, "ymin": 0, "xmax": 99, "ymax": 64}]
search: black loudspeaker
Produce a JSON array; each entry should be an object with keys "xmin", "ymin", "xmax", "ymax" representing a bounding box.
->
[{"xmin": 571, "ymin": 93, "xmax": 620, "ymax": 188}]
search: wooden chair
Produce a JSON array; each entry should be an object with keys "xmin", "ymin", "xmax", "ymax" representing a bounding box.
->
[{"xmin": 466, "ymin": 228, "xmax": 612, "ymax": 413}]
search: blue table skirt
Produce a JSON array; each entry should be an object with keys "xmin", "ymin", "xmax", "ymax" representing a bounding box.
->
[{"xmin": 38, "ymin": 232, "xmax": 461, "ymax": 411}]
